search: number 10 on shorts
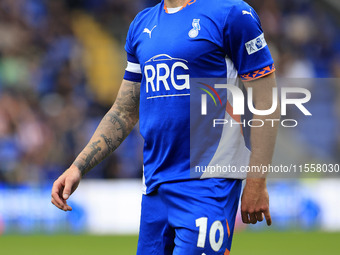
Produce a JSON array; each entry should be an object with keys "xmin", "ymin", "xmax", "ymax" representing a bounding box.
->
[{"xmin": 196, "ymin": 217, "xmax": 228, "ymax": 252}]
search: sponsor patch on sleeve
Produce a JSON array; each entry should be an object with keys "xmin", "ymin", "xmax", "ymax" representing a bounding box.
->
[{"xmin": 245, "ymin": 33, "xmax": 267, "ymax": 55}]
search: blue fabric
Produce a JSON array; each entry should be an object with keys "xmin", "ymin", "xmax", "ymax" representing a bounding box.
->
[
  {"xmin": 124, "ymin": 70, "xmax": 142, "ymax": 82},
  {"xmin": 127, "ymin": 52, "xmax": 140, "ymax": 64},
  {"xmin": 137, "ymin": 178, "xmax": 242, "ymax": 255},
  {"xmin": 124, "ymin": 0, "xmax": 274, "ymax": 193}
]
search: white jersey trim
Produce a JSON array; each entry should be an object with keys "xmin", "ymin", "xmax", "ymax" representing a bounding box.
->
[
  {"xmin": 200, "ymin": 57, "xmax": 251, "ymax": 179},
  {"xmin": 167, "ymin": 7, "xmax": 182, "ymax": 14},
  {"xmin": 146, "ymin": 93, "xmax": 190, "ymax": 100},
  {"xmin": 142, "ymin": 165, "xmax": 146, "ymax": 194},
  {"xmin": 126, "ymin": 61, "xmax": 142, "ymax": 74}
]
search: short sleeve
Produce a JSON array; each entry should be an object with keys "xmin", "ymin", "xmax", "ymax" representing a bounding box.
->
[
  {"xmin": 223, "ymin": 2, "xmax": 275, "ymax": 81},
  {"xmin": 124, "ymin": 19, "xmax": 142, "ymax": 83}
]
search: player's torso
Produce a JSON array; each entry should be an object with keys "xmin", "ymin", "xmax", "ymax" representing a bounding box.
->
[
  {"xmin": 133, "ymin": 0, "xmax": 229, "ymax": 91},
  {"xmin": 130, "ymin": 0, "xmax": 240, "ymax": 192}
]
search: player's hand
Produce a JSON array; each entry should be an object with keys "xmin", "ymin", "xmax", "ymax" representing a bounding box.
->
[
  {"xmin": 51, "ymin": 165, "xmax": 81, "ymax": 211},
  {"xmin": 240, "ymin": 179, "xmax": 272, "ymax": 226}
]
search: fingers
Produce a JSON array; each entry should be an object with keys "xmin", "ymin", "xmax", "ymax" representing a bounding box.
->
[
  {"xmin": 248, "ymin": 212, "xmax": 257, "ymax": 224},
  {"xmin": 241, "ymin": 209, "xmax": 268, "ymax": 225},
  {"xmin": 240, "ymin": 183, "xmax": 272, "ymax": 226},
  {"xmin": 51, "ymin": 167, "xmax": 81, "ymax": 212},
  {"xmin": 51, "ymin": 196, "xmax": 72, "ymax": 211},
  {"xmin": 51, "ymin": 179, "xmax": 72, "ymax": 211},
  {"xmin": 264, "ymin": 208, "xmax": 272, "ymax": 226},
  {"xmin": 256, "ymin": 211, "xmax": 264, "ymax": 222},
  {"xmin": 241, "ymin": 210, "xmax": 249, "ymax": 224},
  {"xmin": 51, "ymin": 180, "xmax": 65, "ymax": 209},
  {"xmin": 241, "ymin": 208, "xmax": 256, "ymax": 224},
  {"xmin": 63, "ymin": 178, "xmax": 73, "ymax": 200}
]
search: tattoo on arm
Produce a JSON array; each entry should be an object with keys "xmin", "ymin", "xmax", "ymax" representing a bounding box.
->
[
  {"xmin": 75, "ymin": 140, "xmax": 102, "ymax": 174},
  {"xmin": 106, "ymin": 112, "xmax": 127, "ymax": 139},
  {"xmin": 100, "ymin": 134, "xmax": 117, "ymax": 152},
  {"xmin": 73, "ymin": 81, "xmax": 140, "ymax": 176}
]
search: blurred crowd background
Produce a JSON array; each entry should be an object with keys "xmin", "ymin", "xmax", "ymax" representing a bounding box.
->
[{"xmin": 0, "ymin": 0, "xmax": 339, "ymax": 185}]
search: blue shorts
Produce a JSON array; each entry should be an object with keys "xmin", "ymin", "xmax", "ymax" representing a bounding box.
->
[{"xmin": 137, "ymin": 178, "xmax": 242, "ymax": 255}]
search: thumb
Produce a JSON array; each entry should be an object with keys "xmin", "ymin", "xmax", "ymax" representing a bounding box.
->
[{"xmin": 63, "ymin": 178, "xmax": 73, "ymax": 200}]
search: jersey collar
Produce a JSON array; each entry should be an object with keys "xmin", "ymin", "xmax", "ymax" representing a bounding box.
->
[{"xmin": 164, "ymin": 0, "xmax": 197, "ymax": 14}]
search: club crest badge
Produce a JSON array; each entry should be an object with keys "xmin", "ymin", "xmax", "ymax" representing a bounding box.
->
[{"xmin": 188, "ymin": 19, "xmax": 201, "ymax": 38}]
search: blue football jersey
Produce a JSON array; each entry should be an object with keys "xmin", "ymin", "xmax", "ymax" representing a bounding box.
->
[{"xmin": 124, "ymin": 0, "xmax": 275, "ymax": 194}]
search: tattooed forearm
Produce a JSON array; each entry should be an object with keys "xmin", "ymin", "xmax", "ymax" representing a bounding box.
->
[
  {"xmin": 131, "ymin": 83, "xmax": 139, "ymax": 105},
  {"xmin": 72, "ymin": 80, "xmax": 140, "ymax": 176},
  {"xmin": 100, "ymin": 134, "xmax": 117, "ymax": 153},
  {"xmin": 74, "ymin": 140, "xmax": 102, "ymax": 175},
  {"xmin": 106, "ymin": 111, "xmax": 127, "ymax": 139}
]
